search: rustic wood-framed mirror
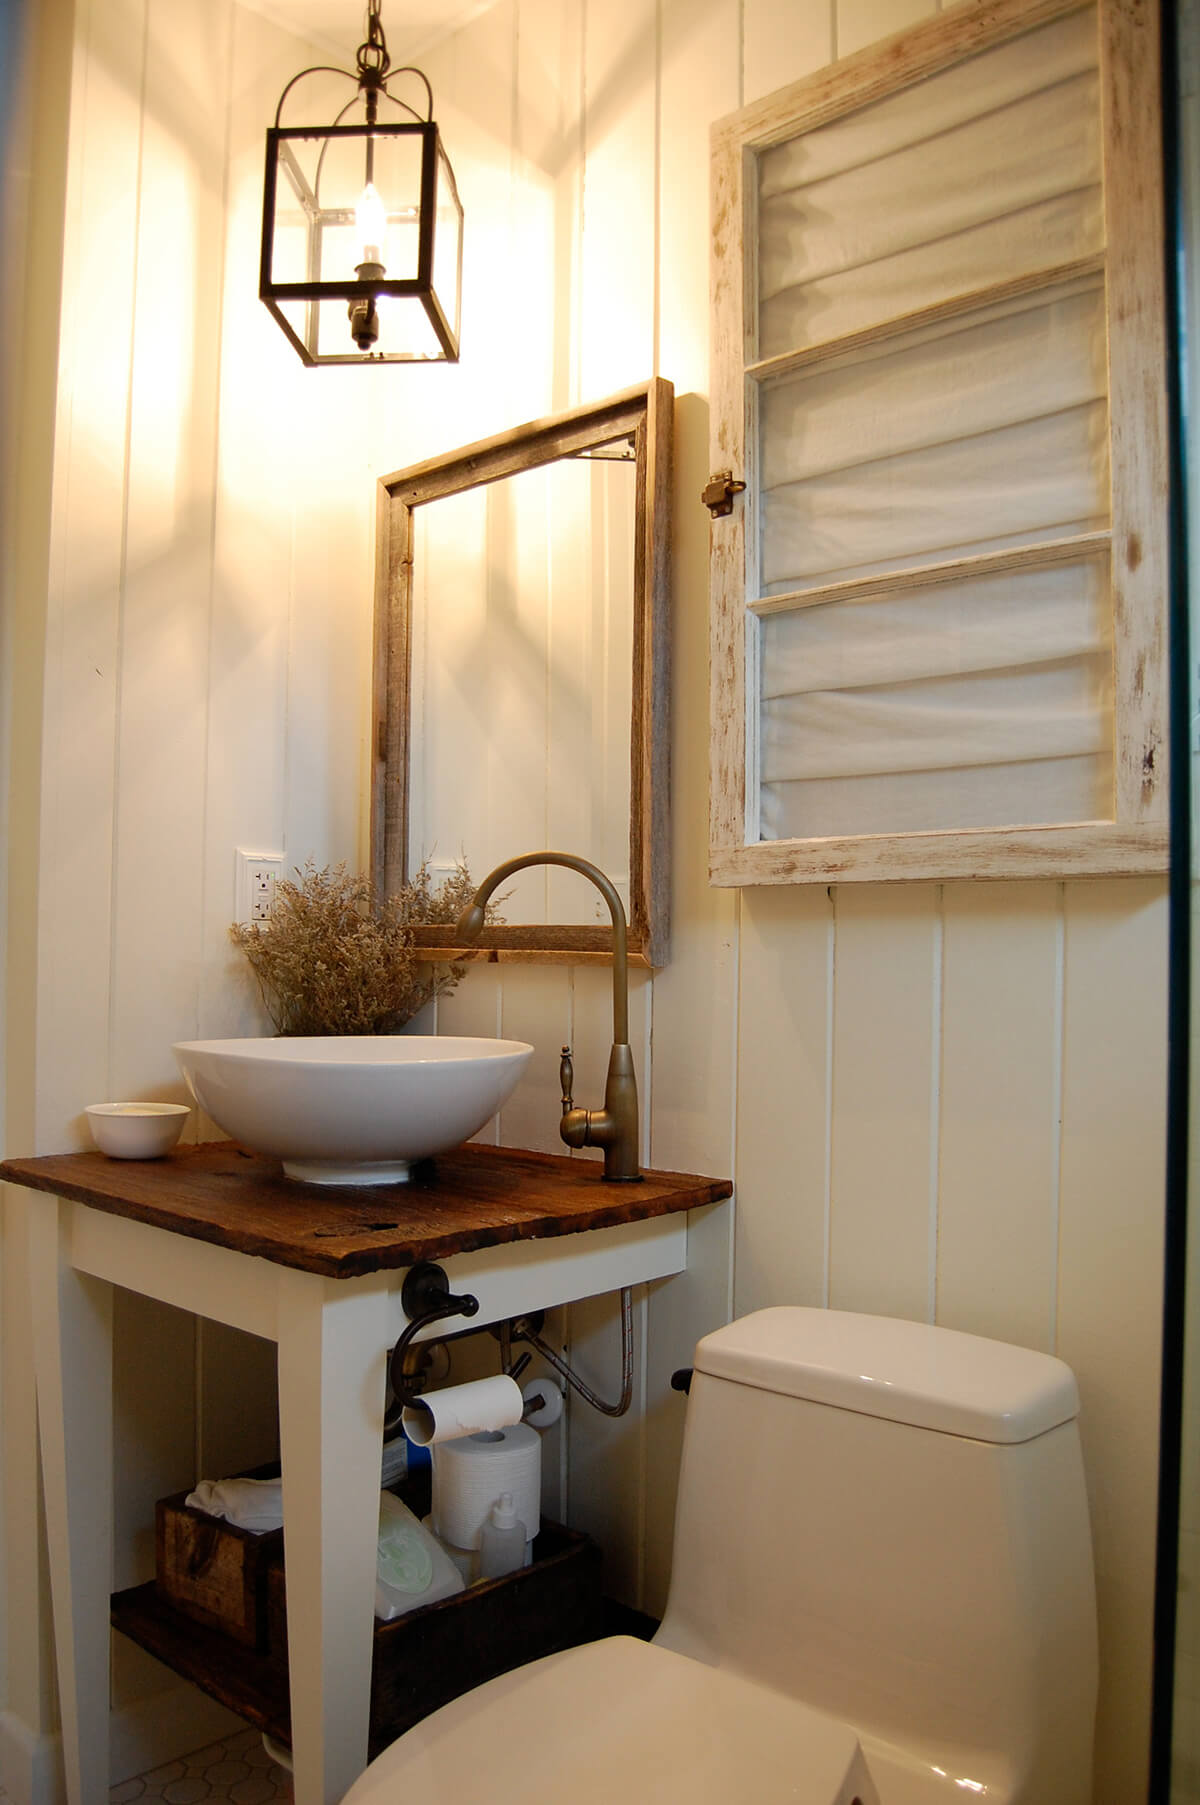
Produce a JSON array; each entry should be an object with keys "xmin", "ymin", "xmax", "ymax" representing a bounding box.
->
[{"xmin": 372, "ymin": 379, "xmax": 673, "ymax": 967}]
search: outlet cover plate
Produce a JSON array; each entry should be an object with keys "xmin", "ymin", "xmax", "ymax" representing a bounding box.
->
[{"xmin": 235, "ymin": 849, "xmax": 285, "ymax": 926}]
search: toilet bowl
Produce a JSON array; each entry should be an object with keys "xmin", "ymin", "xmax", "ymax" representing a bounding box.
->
[{"xmin": 343, "ymin": 1307, "xmax": 1098, "ymax": 1805}]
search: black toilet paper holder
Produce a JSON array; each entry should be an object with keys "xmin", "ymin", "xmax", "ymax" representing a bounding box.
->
[{"xmin": 385, "ymin": 1261, "xmax": 480, "ymax": 1425}]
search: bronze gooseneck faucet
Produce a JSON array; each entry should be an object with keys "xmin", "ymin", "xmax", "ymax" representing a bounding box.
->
[{"xmin": 454, "ymin": 851, "xmax": 642, "ymax": 1183}]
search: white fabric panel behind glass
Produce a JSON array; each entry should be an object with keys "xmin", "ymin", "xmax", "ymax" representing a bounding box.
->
[
  {"xmin": 755, "ymin": 7, "xmax": 1103, "ymax": 359},
  {"xmin": 751, "ymin": 3, "xmax": 1112, "ymax": 842},
  {"xmin": 758, "ymin": 279, "xmax": 1110, "ymax": 591},
  {"xmin": 758, "ymin": 559, "xmax": 1113, "ymax": 838}
]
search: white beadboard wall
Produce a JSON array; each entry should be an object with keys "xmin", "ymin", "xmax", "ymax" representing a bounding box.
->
[{"xmin": 0, "ymin": 0, "xmax": 1169, "ymax": 1801}]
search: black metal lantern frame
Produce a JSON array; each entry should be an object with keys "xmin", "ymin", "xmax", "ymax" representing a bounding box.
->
[{"xmin": 259, "ymin": 3, "xmax": 463, "ymax": 367}]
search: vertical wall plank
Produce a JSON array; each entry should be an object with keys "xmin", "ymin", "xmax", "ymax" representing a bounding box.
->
[
  {"xmin": 408, "ymin": 1, "xmax": 527, "ymax": 453},
  {"xmin": 111, "ymin": 0, "xmax": 229, "ymax": 1092},
  {"xmin": 107, "ymin": 0, "xmax": 234, "ymax": 1715},
  {"xmin": 640, "ymin": 0, "xmax": 742, "ymax": 1620},
  {"xmin": 514, "ymin": 0, "xmax": 583, "ymax": 416},
  {"xmin": 109, "ymin": 1291, "xmax": 198, "ymax": 1712},
  {"xmin": 197, "ymin": 1320, "xmax": 280, "ymax": 1482},
  {"xmin": 565, "ymin": 1285, "xmax": 647, "ymax": 1605},
  {"xmin": 200, "ymin": 4, "xmax": 299, "ymax": 1045},
  {"xmin": 1057, "ymin": 878, "xmax": 1168, "ymax": 1805},
  {"xmin": 936, "ymin": 882, "xmax": 1062, "ymax": 1350},
  {"xmin": 35, "ymin": 0, "xmax": 148, "ymax": 1143},
  {"xmin": 437, "ymin": 964, "xmax": 504, "ymax": 1143},
  {"xmin": 744, "ymin": 0, "xmax": 835, "ymax": 103},
  {"xmin": 561, "ymin": 963, "xmax": 652, "ymax": 1604},
  {"xmin": 734, "ymin": 887, "xmax": 833, "ymax": 1313},
  {"xmin": 579, "ymin": 0, "xmax": 658, "ymax": 396},
  {"xmin": 284, "ymin": 433, "xmax": 375, "ymax": 875},
  {"xmin": 836, "ymin": 0, "xmax": 938, "ymax": 59},
  {"xmin": 497, "ymin": 966, "xmax": 573, "ymax": 1154},
  {"xmin": 829, "ymin": 885, "xmax": 941, "ymax": 1320}
]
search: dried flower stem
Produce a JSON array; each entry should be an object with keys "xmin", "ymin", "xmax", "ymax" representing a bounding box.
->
[{"xmin": 229, "ymin": 859, "xmax": 496, "ymax": 1036}]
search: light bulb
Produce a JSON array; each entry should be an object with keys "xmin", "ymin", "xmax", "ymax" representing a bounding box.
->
[{"xmin": 355, "ymin": 181, "xmax": 388, "ymax": 270}]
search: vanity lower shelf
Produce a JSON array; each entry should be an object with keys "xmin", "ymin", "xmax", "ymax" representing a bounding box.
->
[{"xmin": 112, "ymin": 1516, "xmax": 603, "ymax": 1761}]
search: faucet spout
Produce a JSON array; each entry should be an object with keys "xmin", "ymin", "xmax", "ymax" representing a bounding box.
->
[{"xmin": 455, "ymin": 851, "xmax": 640, "ymax": 1181}]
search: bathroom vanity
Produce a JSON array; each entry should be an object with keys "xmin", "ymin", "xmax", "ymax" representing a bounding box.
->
[{"xmin": 0, "ymin": 1141, "xmax": 730, "ymax": 1805}]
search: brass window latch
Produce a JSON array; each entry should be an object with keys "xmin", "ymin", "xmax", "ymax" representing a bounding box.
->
[{"xmin": 702, "ymin": 471, "xmax": 746, "ymax": 518}]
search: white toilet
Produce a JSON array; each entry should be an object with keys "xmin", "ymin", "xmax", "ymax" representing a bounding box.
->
[{"xmin": 344, "ymin": 1306, "xmax": 1098, "ymax": 1805}]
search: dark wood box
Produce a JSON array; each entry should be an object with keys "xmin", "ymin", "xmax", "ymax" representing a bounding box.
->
[{"xmin": 155, "ymin": 1487, "xmax": 282, "ymax": 1650}]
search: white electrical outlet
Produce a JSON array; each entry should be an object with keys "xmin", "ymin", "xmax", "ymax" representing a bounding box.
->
[{"xmin": 235, "ymin": 849, "xmax": 285, "ymax": 925}]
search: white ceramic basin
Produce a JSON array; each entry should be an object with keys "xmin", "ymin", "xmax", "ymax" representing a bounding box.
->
[{"xmin": 172, "ymin": 1036, "xmax": 534, "ymax": 1186}]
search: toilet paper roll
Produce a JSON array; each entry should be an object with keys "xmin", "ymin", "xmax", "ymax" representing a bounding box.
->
[
  {"xmin": 402, "ymin": 1374, "xmax": 524, "ymax": 1447},
  {"xmin": 431, "ymin": 1422, "xmax": 541, "ymax": 1552}
]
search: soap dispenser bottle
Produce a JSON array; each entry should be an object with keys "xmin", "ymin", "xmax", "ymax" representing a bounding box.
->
[{"xmin": 478, "ymin": 1492, "xmax": 527, "ymax": 1580}]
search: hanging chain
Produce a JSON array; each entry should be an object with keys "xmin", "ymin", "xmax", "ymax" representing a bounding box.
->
[{"xmin": 356, "ymin": 0, "xmax": 390, "ymax": 88}]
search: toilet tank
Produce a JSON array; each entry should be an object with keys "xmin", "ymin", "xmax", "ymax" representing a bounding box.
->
[{"xmin": 655, "ymin": 1308, "xmax": 1098, "ymax": 1796}]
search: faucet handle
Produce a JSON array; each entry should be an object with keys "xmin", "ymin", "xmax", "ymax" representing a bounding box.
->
[{"xmin": 560, "ymin": 1046, "xmax": 574, "ymax": 1114}]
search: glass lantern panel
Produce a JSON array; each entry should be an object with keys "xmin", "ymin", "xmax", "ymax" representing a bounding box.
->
[
  {"xmin": 315, "ymin": 131, "xmax": 425, "ymax": 284},
  {"xmin": 270, "ymin": 141, "xmax": 319, "ymax": 284},
  {"xmin": 268, "ymin": 130, "xmax": 426, "ymax": 288},
  {"xmin": 433, "ymin": 146, "xmax": 464, "ymax": 341}
]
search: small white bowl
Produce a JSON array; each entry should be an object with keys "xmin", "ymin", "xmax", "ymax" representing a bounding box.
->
[{"xmin": 85, "ymin": 1102, "xmax": 190, "ymax": 1160}]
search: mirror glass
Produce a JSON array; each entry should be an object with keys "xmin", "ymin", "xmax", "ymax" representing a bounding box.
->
[
  {"xmin": 409, "ymin": 448, "xmax": 635, "ymax": 926},
  {"xmin": 372, "ymin": 382, "xmax": 672, "ymax": 966}
]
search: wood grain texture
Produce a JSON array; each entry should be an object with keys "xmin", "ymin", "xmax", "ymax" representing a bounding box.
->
[
  {"xmin": 640, "ymin": 379, "xmax": 675, "ymax": 968},
  {"xmin": 750, "ymin": 531, "xmax": 1112, "ymax": 618},
  {"xmin": 0, "ymin": 1143, "xmax": 730, "ymax": 1280},
  {"xmin": 710, "ymin": 822, "xmax": 1168, "ymax": 885},
  {"xmin": 156, "ymin": 1487, "xmax": 279, "ymax": 1650},
  {"xmin": 1101, "ymin": 0, "xmax": 1169, "ymax": 825},
  {"xmin": 708, "ymin": 131, "xmax": 750, "ymax": 856}
]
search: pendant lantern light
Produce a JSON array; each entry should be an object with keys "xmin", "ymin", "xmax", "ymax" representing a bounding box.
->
[{"xmin": 260, "ymin": 0, "xmax": 463, "ymax": 366}]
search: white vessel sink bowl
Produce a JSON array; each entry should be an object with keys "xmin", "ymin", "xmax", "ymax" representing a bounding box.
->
[{"xmin": 173, "ymin": 1036, "xmax": 534, "ymax": 1186}]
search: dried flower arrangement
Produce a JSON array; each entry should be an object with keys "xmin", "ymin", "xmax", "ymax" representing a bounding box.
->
[{"xmin": 229, "ymin": 858, "xmax": 497, "ymax": 1036}]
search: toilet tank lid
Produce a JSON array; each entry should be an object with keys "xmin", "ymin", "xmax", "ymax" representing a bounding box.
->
[{"xmin": 693, "ymin": 1308, "xmax": 1080, "ymax": 1443}]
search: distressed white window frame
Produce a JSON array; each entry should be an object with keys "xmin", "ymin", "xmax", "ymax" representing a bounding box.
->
[{"xmin": 708, "ymin": 0, "xmax": 1168, "ymax": 885}]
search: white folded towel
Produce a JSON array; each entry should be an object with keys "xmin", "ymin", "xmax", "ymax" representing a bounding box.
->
[
  {"xmin": 185, "ymin": 1477, "xmax": 284, "ymax": 1534},
  {"xmin": 185, "ymin": 1478, "xmax": 464, "ymax": 1622}
]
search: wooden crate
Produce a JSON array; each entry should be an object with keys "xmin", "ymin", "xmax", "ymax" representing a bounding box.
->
[
  {"xmin": 156, "ymin": 1487, "xmax": 281, "ymax": 1650},
  {"xmin": 148, "ymin": 1469, "xmax": 604, "ymax": 1753}
]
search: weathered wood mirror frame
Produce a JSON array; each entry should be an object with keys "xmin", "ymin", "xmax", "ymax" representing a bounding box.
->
[{"xmin": 371, "ymin": 378, "xmax": 673, "ymax": 968}]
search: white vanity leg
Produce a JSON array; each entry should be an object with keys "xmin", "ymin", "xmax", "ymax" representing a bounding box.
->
[
  {"xmin": 28, "ymin": 1196, "xmax": 114, "ymax": 1805},
  {"xmin": 276, "ymin": 1271, "xmax": 392, "ymax": 1805}
]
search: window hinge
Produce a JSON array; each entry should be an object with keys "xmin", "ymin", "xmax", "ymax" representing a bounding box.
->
[{"xmin": 702, "ymin": 471, "xmax": 746, "ymax": 518}]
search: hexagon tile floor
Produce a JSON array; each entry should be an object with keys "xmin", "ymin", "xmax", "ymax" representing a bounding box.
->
[{"xmin": 108, "ymin": 1729, "xmax": 293, "ymax": 1804}]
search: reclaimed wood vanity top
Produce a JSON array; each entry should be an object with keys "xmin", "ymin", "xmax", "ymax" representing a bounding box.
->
[{"xmin": 0, "ymin": 1142, "xmax": 731, "ymax": 1279}]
